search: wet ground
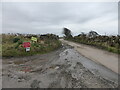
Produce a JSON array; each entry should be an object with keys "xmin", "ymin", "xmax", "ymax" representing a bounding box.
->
[
  {"xmin": 2, "ymin": 44, "xmax": 118, "ymax": 88},
  {"xmin": 60, "ymin": 39, "xmax": 118, "ymax": 74}
]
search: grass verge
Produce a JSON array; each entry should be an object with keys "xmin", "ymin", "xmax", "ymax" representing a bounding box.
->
[{"xmin": 2, "ymin": 34, "xmax": 61, "ymax": 57}]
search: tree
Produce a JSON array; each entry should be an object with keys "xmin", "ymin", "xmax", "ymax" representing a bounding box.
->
[
  {"xmin": 63, "ymin": 28, "xmax": 72, "ymax": 38},
  {"xmin": 88, "ymin": 31, "xmax": 99, "ymax": 38}
]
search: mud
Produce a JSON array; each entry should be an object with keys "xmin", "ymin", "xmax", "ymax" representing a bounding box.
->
[
  {"xmin": 60, "ymin": 39, "xmax": 118, "ymax": 74},
  {"xmin": 2, "ymin": 44, "xmax": 118, "ymax": 88}
]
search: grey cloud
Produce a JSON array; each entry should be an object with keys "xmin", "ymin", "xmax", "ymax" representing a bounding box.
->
[{"xmin": 2, "ymin": 2, "xmax": 118, "ymax": 36}]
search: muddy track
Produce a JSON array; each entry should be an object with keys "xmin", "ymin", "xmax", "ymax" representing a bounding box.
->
[
  {"xmin": 2, "ymin": 44, "xmax": 118, "ymax": 88},
  {"xmin": 60, "ymin": 39, "xmax": 118, "ymax": 74}
]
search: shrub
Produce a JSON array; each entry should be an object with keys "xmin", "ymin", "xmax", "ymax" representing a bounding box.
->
[{"xmin": 13, "ymin": 38, "xmax": 20, "ymax": 43}]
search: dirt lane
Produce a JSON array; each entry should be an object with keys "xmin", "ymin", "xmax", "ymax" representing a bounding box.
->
[
  {"xmin": 2, "ymin": 44, "xmax": 118, "ymax": 88},
  {"xmin": 60, "ymin": 39, "xmax": 118, "ymax": 74}
]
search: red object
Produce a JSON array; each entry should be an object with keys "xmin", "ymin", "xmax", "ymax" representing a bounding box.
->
[{"xmin": 22, "ymin": 42, "xmax": 30, "ymax": 48}]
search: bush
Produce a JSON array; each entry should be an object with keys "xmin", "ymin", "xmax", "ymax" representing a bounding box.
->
[
  {"xmin": 13, "ymin": 38, "xmax": 20, "ymax": 43},
  {"xmin": 66, "ymin": 34, "xmax": 120, "ymax": 54}
]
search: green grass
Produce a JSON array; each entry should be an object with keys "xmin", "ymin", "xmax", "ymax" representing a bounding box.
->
[
  {"xmin": 0, "ymin": 44, "xmax": 2, "ymax": 57},
  {"xmin": 2, "ymin": 34, "xmax": 61, "ymax": 57},
  {"xmin": 66, "ymin": 38, "xmax": 120, "ymax": 54},
  {"xmin": 106, "ymin": 46, "xmax": 119, "ymax": 54}
]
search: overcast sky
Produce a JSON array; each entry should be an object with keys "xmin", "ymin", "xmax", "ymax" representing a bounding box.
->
[{"xmin": 2, "ymin": 2, "xmax": 118, "ymax": 36}]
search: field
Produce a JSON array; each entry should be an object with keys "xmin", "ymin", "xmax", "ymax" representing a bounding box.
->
[{"xmin": 2, "ymin": 33, "xmax": 61, "ymax": 57}]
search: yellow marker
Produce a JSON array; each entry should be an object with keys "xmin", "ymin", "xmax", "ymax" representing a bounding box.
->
[{"xmin": 31, "ymin": 37, "xmax": 37, "ymax": 42}]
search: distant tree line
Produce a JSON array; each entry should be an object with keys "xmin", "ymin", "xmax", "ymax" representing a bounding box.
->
[{"xmin": 2, "ymin": 33, "xmax": 59, "ymax": 40}]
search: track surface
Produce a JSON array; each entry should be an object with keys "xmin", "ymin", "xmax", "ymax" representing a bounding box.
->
[
  {"xmin": 60, "ymin": 39, "xmax": 118, "ymax": 74},
  {"xmin": 2, "ymin": 44, "xmax": 118, "ymax": 88}
]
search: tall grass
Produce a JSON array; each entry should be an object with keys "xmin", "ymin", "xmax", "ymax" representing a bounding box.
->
[{"xmin": 2, "ymin": 34, "xmax": 61, "ymax": 57}]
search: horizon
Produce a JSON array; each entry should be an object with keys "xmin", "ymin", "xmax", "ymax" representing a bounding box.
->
[{"xmin": 1, "ymin": 30, "xmax": 119, "ymax": 37}]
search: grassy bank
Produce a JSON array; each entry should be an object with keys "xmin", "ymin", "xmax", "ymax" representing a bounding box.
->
[
  {"xmin": 65, "ymin": 36, "xmax": 120, "ymax": 54},
  {"xmin": 2, "ymin": 34, "xmax": 61, "ymax": 57}
]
